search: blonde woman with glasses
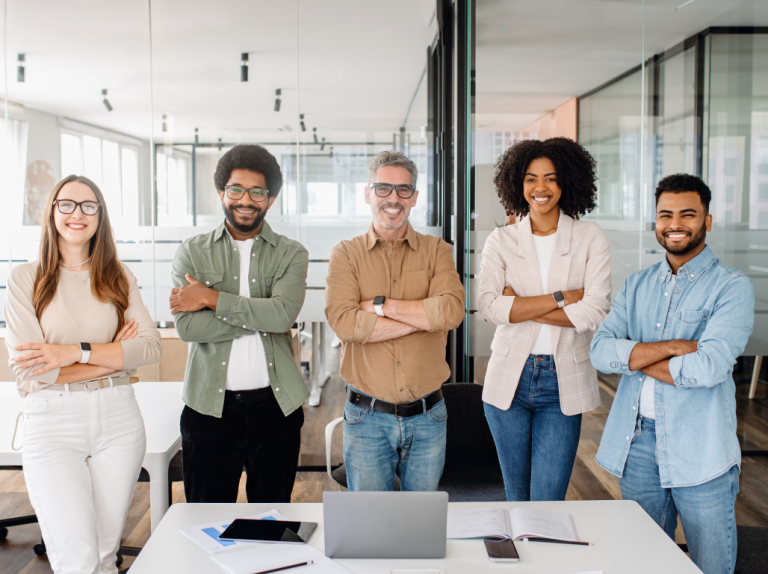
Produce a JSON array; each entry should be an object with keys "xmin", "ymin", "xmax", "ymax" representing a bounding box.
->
[{"xmin": 5, "ymin": 175, "xmax": 161, "ymax": 574}]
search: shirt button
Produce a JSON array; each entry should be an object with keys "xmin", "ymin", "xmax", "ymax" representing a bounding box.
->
[
  {"xmin": 400, "ymin": 388, "xmax": 404, "ymax": 392},
  {"xmin": 252, "ymin": 253, "xmax": 255, "ymax": 257},
  {"xmin": 276, "ymin": 387, "xmax": 279, "ymax": 391},
  {"xmin": 219, "ymin": 389, "xmax": 223, "ymax": 393},
  {"xmin": 243, "ymin": 324, "xmax": 246, "ymax": 328},
  {"xmin": 252, "ymin": 279, "xmax": 255, "ymax": 283},
  {"xmin": 223, "ymin": 318, "xmax": 227, "ymax": 321},
  {"xmin": 691, "ymin": 273, "xmax": 695, "ymax": 278},
  {"xmin": 657, "ymin": 323, "xmax": 661, "ymax": 327},
  {"xmin": 664, "ymin": 292, "xmax": 668, "ymax": 296},
  {"xmin": 234, "ymin": 276, "xmax": 238, "ymax": 280},
  {"xmin": 388, "ymin": 253, "xmax": 392, "ymax": 257},
  {"xmin": 263, "ymin": 333, "xmax": 267, "ymax": 337},
  {"xmin": 269, "ymin": 363, "xmax": 273, "ymax": 367},
  {"xmin": 397, "ymin": 361, "xmax": 401, "ymax": 365},
  {"xmin": 206, "ymin": 281, "xmax": 210, "ymax": 285},
  {"xmin": 626, "ymin": 436, "xmax": 630, "ymax": 440},
  {"xmin": 393, "ymin": 280, "xmax": 397, "ymax": 284},
  {"xmin": 222, "ymin": 361, "xmax": 226, "ymax": 365},
  {"xmin": 255, "ymin": 237, "xmax": 259, "ymax": 240}
]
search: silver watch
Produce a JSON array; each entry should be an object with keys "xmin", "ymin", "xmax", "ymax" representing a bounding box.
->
[{"xmin": 553, "ymin": 291, "xmax": 565, "ymax": 309}]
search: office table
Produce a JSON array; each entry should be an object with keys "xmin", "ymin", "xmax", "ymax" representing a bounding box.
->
[
  {"xmin": 0, "ymin": 381, "xmax": 184, "ymax": 532},
  {"xmin": 128, "ymin": 500, "xmax": 703, "ymax": 573}
]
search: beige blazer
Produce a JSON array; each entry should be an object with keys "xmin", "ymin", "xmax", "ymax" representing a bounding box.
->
[{"xmin": 477, "ymin": 211, "xmax": 612, "ymax": 415}]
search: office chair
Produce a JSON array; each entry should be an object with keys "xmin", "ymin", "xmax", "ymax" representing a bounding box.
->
[
  {"xmin": 735, "ymin": 525, "xmax": 768, "ymax": 574},
  {"xmin": 325, "ymin": 382, "xmax": 505, "ymax": 500}
]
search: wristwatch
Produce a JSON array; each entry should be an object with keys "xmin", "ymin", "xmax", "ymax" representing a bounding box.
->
[
  {"xmin": 553, "ymin": 291, "xmax": 565, "ymax": 309},
  {"xmin": 79, "ymin": 342, "xmax": 92, "ymax": 364},
  {"xmin": 373, "ymin": 296, "xmax": 386, "ymax": 317}
]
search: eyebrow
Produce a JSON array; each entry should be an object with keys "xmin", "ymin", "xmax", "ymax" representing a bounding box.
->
[
  {"xmin": 525, "ymin": 172, "xmax": 557, "ymax": 177},
  {"xmin": 658, "ymin": 208, "xmax": 698, "ymax": 214}
]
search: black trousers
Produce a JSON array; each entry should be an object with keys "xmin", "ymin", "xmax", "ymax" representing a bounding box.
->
[{"xmin": 180, "ymin": 387, "xmax": 304, "ymax": 503}]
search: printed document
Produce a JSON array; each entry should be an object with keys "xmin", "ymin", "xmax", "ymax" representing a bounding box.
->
[
  {"xmin": 447, "ymin": 506, "xmax": 580, "ymax": 542},
  {"xmin": 213, "ymin": 543, "xmax": 352, "ymax": 574}
]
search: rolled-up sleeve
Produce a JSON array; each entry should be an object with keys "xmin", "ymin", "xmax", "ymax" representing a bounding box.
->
[
  {"xmin": 325, "ymin": 242, "xmax": 377, "ymax": 344},
  {"xmin": 120, "ymin": 267, "xmax": 162, "ymax": 370},
  {"xmin": 563, "ymin": 223, "xmax": 612, "ymax": 333},
  {"xmin": 590, "ymin": 279, "xmax": 639, "ymax": 376},
  {"xmin": 5, "ymin": 266, "xmax": 60, "ymax": 385},
  {"xmin": 423, "ymin": 240, "xmax": 465, "ymax": 332},
  {"xmin": 477, "ymin": 228, "xmax": 515, "ymax": 325},
  {"xmin": 669, "ymin": 274, "xmax": 754, "ymax": 389}
]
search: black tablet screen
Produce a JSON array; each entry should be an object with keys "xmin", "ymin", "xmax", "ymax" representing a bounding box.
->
[{"xmin": 218, "ymin": 519, "xmax": 317, "ymax": 543}]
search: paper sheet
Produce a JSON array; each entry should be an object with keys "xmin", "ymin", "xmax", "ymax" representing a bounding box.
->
[
  {"xmin": 180, "ymin": 509, "xmax": 289, "ymax": 554},
  {"xmin": 212, "ymin": 543, "xmax": 353, "ymax": 574},
  {"xmin": 446, "ymin": 507, "xmax": 510, "ymax": 539}
]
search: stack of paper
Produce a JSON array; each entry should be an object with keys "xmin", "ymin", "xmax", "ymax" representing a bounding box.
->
[
  {"xmin": 213, "ymin": 544, "xmax": 353, "ymax": 574},
  {"xmin": 180, "ymin": 509, "xmax": 289, "ymax": 554}
]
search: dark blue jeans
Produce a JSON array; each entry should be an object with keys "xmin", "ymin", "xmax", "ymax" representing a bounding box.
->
[{"xmin": 484, "ymin": 355, "xmax": 582, "ymax": 501}]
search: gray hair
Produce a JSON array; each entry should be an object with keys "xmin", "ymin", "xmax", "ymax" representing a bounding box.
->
[{"xmin": 367, "ymin": 150, "xmax": 418, "ymax": 186}]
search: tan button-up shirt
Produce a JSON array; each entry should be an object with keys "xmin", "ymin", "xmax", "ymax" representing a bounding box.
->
[{"xmin": 325, "ymin": 223, "xmax": 465, "ymax": 403}]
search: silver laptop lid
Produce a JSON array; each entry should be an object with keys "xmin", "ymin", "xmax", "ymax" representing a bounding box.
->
[{"xmin": 323, "ymin": 491, "xmax": 448, "ymax": 559}]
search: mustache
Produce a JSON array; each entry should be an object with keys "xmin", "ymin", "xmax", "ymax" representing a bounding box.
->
[
  {"xmin": 379, "ymin": 202, "xmax": 405, "ymax": 211},
  {"xmin": 230, "ymin": 204, "xmax": 262, "ymax": 214}
]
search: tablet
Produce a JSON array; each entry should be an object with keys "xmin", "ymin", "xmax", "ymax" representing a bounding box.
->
[{"xmin": 218, "ymin": 519, "xmax": 318, "ymax": 544}]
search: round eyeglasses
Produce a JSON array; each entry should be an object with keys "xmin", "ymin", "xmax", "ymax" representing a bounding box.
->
[
  {"xmin": 225, "ymin": 185, "xmax": 270, "ymax": 202},
  {"xmin": 53, "ymin": 199, "xmax": 101, "ymax": 216},
  {"xmin": 370, "ymin": 183, "xmax": 416, "ymax": 199}
]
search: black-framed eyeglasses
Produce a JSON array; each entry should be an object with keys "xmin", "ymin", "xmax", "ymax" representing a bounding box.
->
[
  {"xmin": 225, "ymin": 185, "xmax": 270, "ymax": 202},
  {"xmin": 53, "ymin": 199, "xmax": 101, "ymax": 216},
  {"xmin": 370, "ymin": 182, "xmax": 416, "ymax": 199}
]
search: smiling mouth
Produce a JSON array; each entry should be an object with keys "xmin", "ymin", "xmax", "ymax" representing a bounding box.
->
[
  {"xmin": 532, "ymin": 196, "xmax": 552, "ymax": 204},
  {"xmin": 234, "ymin": 206, "xmax": 258, "ymax": 216},
  {"xmin": 66, "ymin": 223, "xmax": 87, "ymax": 230},
  {"xmin": 665, "ymin": 232, "xmax": 690, "ymax": 240},
  {"xmin": 381, "ymin": 207, "xmax": 403, "ymax": 216}
]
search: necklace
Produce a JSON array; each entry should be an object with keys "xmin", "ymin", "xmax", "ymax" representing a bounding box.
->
[{"xmin": 59, "ymin": 256, "xmax": 92, "ymax": 268}]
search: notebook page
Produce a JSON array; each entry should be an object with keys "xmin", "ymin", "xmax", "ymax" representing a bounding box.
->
[
  {"xmin": 446, "ymin": 507, "xmax": 511, "ymax": 539},
  {"xmin": 509, "ymin": 507, "xmax": 579, "ymax": 542},
  {"xmin": 212, "ymin": 544, "xmax": 352, "ymax": 574}
]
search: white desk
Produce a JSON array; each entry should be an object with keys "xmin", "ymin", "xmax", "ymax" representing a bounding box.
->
[
  {"xmin": 128, "ymin": 501, "xmax": 703, "ymax": 574},
  {"xmin": 0, "ymin": 381, "xmax": 184, "ymax": 532}
]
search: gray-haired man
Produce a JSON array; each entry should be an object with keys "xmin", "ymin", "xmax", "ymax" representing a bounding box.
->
[{"xmin": 325, "ymin": 151, "xmax": 465, "ymax": 491}]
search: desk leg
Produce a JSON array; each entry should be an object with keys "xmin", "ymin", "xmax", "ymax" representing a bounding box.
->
[
  {"xmin": 750, "ymin": 356, "xmax": 763, "ymax": 400},
  {"xmin": 149, "ymin": 478, "xmax": 170, "ymax": 533},
  {"xmin": 307, "ymin": 322, "xmax": 331, "ymax": 407}
]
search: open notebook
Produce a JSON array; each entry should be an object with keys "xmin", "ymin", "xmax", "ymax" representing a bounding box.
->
[{"xmin": 447, "ymin": 507, "xmax": 581, "ymax": 543}]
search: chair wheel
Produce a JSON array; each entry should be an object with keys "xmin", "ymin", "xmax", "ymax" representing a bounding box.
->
[
  {"xmin": 116, "ymin": 553, "xmax": 123, "ymax": 567},
  {"xmin": 33, "ymin": 541, "xmax": 46, "ymax": 555},
  {"xmin": 0, "ymin": 527, "xmax": 8, "ymax": 540}
]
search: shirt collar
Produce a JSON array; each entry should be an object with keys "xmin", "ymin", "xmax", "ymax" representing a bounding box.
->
[
  {"xmin": 365, "ymin": 222, "xmax": 419, "ymax": 251},
  {"xmin": 213, "ymin": 219, "xmax": 278, "ymax": 247},
  {"xmin": 658, "ymin": 244, "xmax": 716, "ymax": 283}
]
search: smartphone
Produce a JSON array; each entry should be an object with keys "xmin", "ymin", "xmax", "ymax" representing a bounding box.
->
[
  {"xmin": 484, "ymin": 538, "xmax": 520, "ymax": 563},
  {"xmin": 218, "ymin": 519, "xmax": 317, "ymax": 544}
]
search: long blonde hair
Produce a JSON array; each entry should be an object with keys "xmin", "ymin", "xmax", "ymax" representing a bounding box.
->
[{"xmin": 33, "ymin": 175, "xmax": 129, "ymax": 331}]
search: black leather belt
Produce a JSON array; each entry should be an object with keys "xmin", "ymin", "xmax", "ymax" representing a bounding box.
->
[{"xmin": 346, "ymin": 388, "xmax": 444, "ymax": 418}]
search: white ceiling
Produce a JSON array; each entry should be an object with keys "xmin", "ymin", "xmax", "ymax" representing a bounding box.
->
[{"xmin": 2, "ymin": 0, "xmax": 767, "ymax": 141}]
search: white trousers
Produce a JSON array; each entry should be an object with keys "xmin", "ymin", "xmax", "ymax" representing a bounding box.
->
[{"xmin": 22, "ymin": 384, "xmax": 146, "ymax": 574}]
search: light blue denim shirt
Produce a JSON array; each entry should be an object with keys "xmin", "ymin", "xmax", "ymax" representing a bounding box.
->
[{"xmin": 592, "ymin": 245, "xmax": 754, "ymax": 488}]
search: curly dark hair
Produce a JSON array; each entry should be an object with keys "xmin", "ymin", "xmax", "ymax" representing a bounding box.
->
[
  {"xmin": 214, "ymin": 144, "xmax": 283, "ymax": 197},
  {"xmin": 655, "ymin": 173, "xmax": 711, "ymax": 212},
  {"xmin": 493, "ymin": 137, "xmax": 597, "ymax": 219}
]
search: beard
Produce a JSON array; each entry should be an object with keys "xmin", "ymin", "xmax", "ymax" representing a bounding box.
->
[
  {"xmin": 373, "ymin": 201, "xmax": 408, "ymax": 230},
  {"xmin": 223, "ymin": 202, "xmax": 267, "ymax": 234},
  {"xmin": 656, "ymin": 220, "xmax": 707, "ymax": 256}
]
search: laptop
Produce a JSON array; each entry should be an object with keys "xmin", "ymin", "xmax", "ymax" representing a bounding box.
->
[{"xmin": 323, "ymin": 491, "xmax": 448, "ymax": 559}]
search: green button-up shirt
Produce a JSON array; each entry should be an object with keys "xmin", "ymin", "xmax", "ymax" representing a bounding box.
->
[{"xmin": 172, "ymin": 220, "xmax": 310, "ymax": 418}]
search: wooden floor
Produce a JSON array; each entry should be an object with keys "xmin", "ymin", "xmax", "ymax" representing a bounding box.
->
[{"xmin": 2, "ymin": 349, "xmax": 767, "ymax": 572}]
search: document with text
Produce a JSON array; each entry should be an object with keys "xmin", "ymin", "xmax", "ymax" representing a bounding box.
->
[{"xmin": 447, "ymin": 507, "xmax": 581, "ymax": 543}]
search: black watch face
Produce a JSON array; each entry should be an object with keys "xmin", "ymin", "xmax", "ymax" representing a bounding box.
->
[
  {"xmin": 81, "ymin": 342, "xmax": 92, "ymax": 351},
  {"xmin": 373, "ymin": 296, "xmax": 385, "ymax": 305},
  {"xmin": 553, "ymin": 291, "xmax": 565, "ymax": 302}
]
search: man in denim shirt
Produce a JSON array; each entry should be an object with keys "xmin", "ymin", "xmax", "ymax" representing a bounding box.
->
[{"xmin": 591, "ymin": 174, "xmax": 754, "ymax": 574}]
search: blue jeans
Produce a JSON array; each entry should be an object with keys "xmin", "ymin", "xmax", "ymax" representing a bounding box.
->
[
  {"xmin": 483, "ymin": 355, "xmax": 582, "ymax": 501},
  {"xmin": 342, "ymin": 386, "xmax": 447, "ymax": 491},
  {"xmin": 620, "ymin": 416, "xmax": 739, "ymax": 574}
]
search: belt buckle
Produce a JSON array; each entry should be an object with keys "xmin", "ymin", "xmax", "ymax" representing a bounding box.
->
[
  {"xmin": 394, "ymin": 402, "xmax": 418, "ymax": 418},
  {"xmin": 83, "ymin": 380, "xmax": 103, "ymax": 392}
]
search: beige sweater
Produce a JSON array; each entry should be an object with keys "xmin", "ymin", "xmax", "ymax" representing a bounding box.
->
[{"xmin": 5, "ymin": 261, "xmax": 162, "ymax": 395}]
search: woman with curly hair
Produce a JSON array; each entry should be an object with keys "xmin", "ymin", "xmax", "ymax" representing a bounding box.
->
[{"xmin": 477, "ymin": 137, "xmax": 612, "ymax": 501}]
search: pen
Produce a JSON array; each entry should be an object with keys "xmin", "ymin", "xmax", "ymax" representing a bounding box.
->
[
  {"xmin": 521, "ymin": 537, "xmax": 593, "ymax": 546},
  {"xmin": 251, "ymin": 559, "xmax": 314, "ymax": 574}
]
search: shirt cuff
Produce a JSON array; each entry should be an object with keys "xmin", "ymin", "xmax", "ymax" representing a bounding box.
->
[
  {"xmin": 423, "ymin": 296, "xmax": 443, "ymax": 331},
  {"xmin": 215, "ymin": 292, "xmax": 237, "ymax": 324},
  {"xmin": 668, "ymin": 355, "xmax": 695, "ymax": 387},
  {"xmin": 495, "ymin": 295, "xmax": 515, "ymax": 324},
  {"xmin": 610, "ymin": 339, "xmax": 639, "ymax": 373},
  {"xmin": 354, "ymin": 311, "xmax": 378, "ymax": 344}
]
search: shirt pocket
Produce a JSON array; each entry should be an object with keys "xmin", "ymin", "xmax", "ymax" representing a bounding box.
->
[
  {"xmin": 677, "ymin": 309, "xmax": 710, "ymax": 339},
  {"xmin": 197, "ymin": 272, "xmax": 225, "ymax": 291},
  {"xmin": 404, "ymin": 269, "xmax": 433, "ymax": 300},
  {"xmin": 572, "ymin": 343, "xmax": 591, "ymax": 364}
]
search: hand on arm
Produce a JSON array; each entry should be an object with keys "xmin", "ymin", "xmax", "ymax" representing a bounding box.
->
[
  {"xmin": 503, "ymin": 286, "xmax": 583, "ymax": 325},
  {"xmin": 170, "ymin": 274, "xmax": 218, "ymax": 314},
  {"xmin": 360, "ymin": 298, "xmax": 432, "ymax": 332},
  {"xmin": 15, "ymin": 316, "xmax": 139, "ymax": 384}
]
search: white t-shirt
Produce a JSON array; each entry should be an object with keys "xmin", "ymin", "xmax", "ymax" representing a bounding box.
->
[
  {"xmin": 225, "ymin": 238, "xmax": 271, "ymax": 391},
  {"xmin": 639, "ymin": 377, "xmax": 656, "ymax": 419},
  {"xmin": 530, "ymin": 232, "xmax": 558, "ymax": 356}
]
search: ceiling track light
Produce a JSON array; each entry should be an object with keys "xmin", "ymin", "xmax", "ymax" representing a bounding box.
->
[
  {"xmin": 162, "ymin": 114, "xmax": 168, "ymax": 133},
  {"xmin": 313, "ymin": 127, "xmax": 318, "ymax": 144},
  {"xmin": 102, "ymin": 89, "xmax": 113, "ymax": 112},
  {"xmin": 300, "ymin": 113, "xmax": 306, "ymax": 132},
  {"xmin": 218, "ymin": 138, "xmax": 223, "ymax": 151},
  {"xmin": 274, "ymin": 88, "xmax": 282, "ymax": 112},
  {"xmin": 320, "ymin": 137, "xmax": 326, "ymax": 151},
  {"xmin": 17, "ymin": 54, "xmax": 25, "ymax": 83},
  {"xmin": 194, "ymin": 128, "xmax": 199, "ymax": 144},
  {"xmin": 241, "ymin": 53, "xmax": 249, "ymax": 82}
]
